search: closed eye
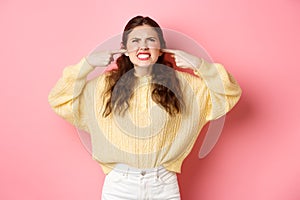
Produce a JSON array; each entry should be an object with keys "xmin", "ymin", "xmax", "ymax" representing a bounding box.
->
[
  {"xmin": 131, "ymin": 38, "xmax": 140, "ymax": 43},
  {"xmin": 147, "ymin": 37, "xmax": 156, "ymax": 42}
]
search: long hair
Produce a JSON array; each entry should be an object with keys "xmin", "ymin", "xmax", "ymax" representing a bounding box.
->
[{"xmin": 102, "ymin": 16, "xmax": 184, "ymax": 117}]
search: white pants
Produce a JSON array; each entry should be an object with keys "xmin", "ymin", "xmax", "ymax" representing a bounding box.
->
[{"xmin": 101, "ymin": 164, "xmax": 181, "ymax": 200}]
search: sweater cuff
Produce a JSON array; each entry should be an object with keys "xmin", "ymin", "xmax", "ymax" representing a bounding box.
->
[
  {"xmin": 193, "ymin": 58, "xmax": 220, "ymax": 79},
  {"xmin": 80, "ymin": 57, "xmax": 95, "ymax": 75}
]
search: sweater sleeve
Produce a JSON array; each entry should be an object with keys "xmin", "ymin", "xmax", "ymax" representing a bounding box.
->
[
  {"xmin": 178, "ymin": 58, "xmax": 242, "ymax": 121},
  {"xmin": 48, "ymin": 57, "xmax": 96, "ymax": 131},
  {"xmin": 194, "ymin": 59, "xmax": 242, "ymax": 121}
]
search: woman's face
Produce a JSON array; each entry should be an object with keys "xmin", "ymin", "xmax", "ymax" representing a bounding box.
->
[{"xmin": 125, "ymin": 24, "xmax": 162, "ymax": 68}]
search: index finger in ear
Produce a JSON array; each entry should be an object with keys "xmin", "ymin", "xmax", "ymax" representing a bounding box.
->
[
  {"xmin": 111, "ymin": 49, "xmax": 127, "ymax": 55},
  {"xmin": 160, "ymin": 49, "xmax": 177, "ymax": 54}
]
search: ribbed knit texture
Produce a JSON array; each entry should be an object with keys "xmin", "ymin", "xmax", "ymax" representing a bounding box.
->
[{"xmin": 48, "ymin": 58, "xmax": 242, "ymax": 174}]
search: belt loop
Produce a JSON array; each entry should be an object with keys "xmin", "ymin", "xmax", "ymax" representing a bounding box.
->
[{"xmin": 125, "ymin": 166, "xmax": 129, "ymax": 178}]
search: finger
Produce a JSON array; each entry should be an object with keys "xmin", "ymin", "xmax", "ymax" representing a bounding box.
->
[
  {"xmin": 111, "ymin": 49, "xmax": 127, "ymax": 55},
  {"xmin": 160, "ymin": 49, "xmax": 177, "ymax": 54},
  {"xmin": 109, "ymin": 56, "xmax": 114, "ymax": 64}
]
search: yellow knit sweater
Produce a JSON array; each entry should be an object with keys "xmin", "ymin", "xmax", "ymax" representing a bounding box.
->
[{"xmin": 48, "ymin": 57, "xmax": 242, "ymax": 174}]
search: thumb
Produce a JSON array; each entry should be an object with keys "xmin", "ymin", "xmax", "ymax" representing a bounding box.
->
[{"xmin": 111, "ymin": 49, "xmax": 127, "ymax": 55}]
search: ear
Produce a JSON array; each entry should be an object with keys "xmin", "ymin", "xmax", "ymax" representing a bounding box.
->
[{"xmin": 120, "ymin": 42, "xmax": 128, "ymax": 56}]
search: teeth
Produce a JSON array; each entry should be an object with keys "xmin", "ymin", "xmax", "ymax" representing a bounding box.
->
[{"xmin": 137, "ymin": 54, "xmax": 150, "ymax": 59}]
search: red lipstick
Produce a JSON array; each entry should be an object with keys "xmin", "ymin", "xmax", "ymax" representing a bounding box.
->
[{"xmin": 137, "ymin": 52, "xmax": 151, "ymax": 60}]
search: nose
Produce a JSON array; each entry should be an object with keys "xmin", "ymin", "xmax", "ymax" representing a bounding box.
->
[
  {"xmin": 139, "ymin": 40, "xmax": 149, "ymax": 50},
  {"xmin": 139, "ymin": 46, "xmax": 149, "ymax": 51}
]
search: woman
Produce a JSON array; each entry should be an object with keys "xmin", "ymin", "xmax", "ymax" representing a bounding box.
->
[{"xmin": 48, "ymin": 16, "xmax": 242, "ymax": 199}]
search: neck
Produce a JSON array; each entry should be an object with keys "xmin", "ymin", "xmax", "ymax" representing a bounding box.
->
[{"xmin": 134, "ymin": 65, "xmax": 152, "ymax": 77}]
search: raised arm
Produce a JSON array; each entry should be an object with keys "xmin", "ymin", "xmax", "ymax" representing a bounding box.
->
[
  {"xmin": 48, "ymin": 49, "xmax": 126, "ymax": 130},
  {"xmin": 48, "ymin": 57, "xmax": 95, "ymax": 130},
  {"xmin": 161, "ymin": 49, "xmax": 242, "ymax": 120}
]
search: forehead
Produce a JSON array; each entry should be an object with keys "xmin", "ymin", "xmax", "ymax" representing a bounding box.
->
[{"xmin": 127, "ymin": 25, "xmax": 159, "ymax": 39}]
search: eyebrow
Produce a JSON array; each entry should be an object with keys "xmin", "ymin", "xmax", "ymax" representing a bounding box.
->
[{"xmin": 130, "ymin": 37, "xmax": 157, "ymax": 40}]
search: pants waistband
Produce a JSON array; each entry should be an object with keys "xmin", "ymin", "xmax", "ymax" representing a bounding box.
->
[{"xmin": 113, "ymin": 163, "xmax": 165, "ymax": 177}]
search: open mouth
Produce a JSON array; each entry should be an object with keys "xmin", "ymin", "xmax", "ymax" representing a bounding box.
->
[{"xmin": 137, "ymin": 52, "xmax": 151, "ymax": 60}]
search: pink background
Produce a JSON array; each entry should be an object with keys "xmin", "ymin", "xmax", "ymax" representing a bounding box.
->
[{"xmin": 1, "ymin": 0, "xmax": 300, "ymax": 199}]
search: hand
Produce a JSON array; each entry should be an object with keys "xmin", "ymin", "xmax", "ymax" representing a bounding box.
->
[
  {"xmin": 161, "ymin": 49, "xmax": 202, "ymax": 69},
  {"xmin": 86, "ymin": 49, "xmax": 127, "ymax": 67}
]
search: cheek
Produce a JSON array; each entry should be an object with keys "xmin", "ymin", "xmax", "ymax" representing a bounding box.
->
[
  {"xmin": 148, "ymin": 42, "xmax": 161, "ymax": 49},
  {"xmin": 128, "ymin": 52, "xmax": 137, "ymax": 62},
  {"xmin": 126, "ymin": 43, "xmax": 139, "ymax": 52},
  {"xmin": 150, "ymin": 49, "xmax": 161, "ymax": 59}
]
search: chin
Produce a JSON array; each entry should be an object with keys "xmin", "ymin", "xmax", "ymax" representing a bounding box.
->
[{"xmin": 135, "ymin": 63, "xmax": 153, "ymax": 68}]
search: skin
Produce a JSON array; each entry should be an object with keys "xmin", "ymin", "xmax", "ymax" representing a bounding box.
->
[
  {"xmin": 85, "ymin": 26, "xmax": 203, "ymax": 75},
  {"xmin": 124, "ymin": 25, "xmax": 162, "ymax": 77}
]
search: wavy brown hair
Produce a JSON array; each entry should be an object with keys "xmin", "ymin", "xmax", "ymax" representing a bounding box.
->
[{"xmin": 102, "ymin": 16, "xmax": 185, "ymax": 117}]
